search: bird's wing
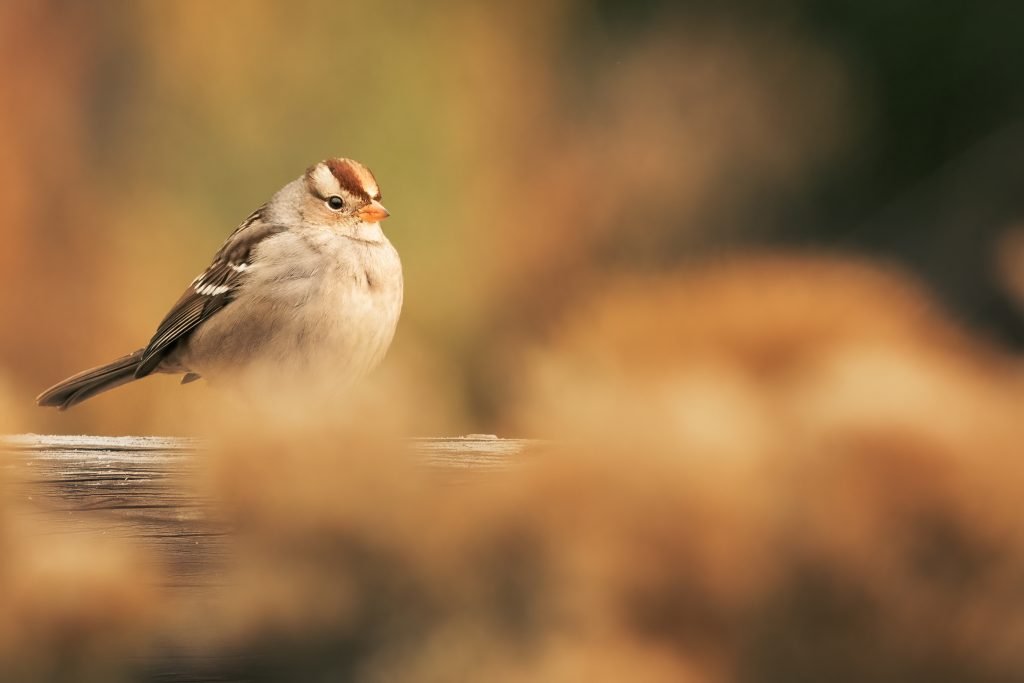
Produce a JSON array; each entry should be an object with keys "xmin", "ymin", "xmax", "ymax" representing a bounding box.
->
[{"xmin": 135, "ymin": 207, "xmax": 285, "ymax": 378}]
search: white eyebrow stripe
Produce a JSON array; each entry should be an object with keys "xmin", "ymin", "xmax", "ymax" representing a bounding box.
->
[
  {"xmin": 310, "ymin": 163, "xmax": 342, "ymax": 197},
  {"xmin": 354, "ymin": 166, "xmax": 379, "ymax": 198}
]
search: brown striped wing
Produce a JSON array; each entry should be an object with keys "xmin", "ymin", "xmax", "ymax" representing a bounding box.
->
[{"xmin": 135, "ymin": 208, "xmax": 284, "ymax": 378}]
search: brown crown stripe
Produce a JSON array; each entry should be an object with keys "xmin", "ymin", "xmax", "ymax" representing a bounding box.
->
[{"xmin": 325, "ymin": 158, "xmax": 381, "ymax": 201}]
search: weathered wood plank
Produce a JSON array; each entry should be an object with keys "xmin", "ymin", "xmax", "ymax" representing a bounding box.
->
[
  {"xmin": 0, "ymin": 433, "xmax": 534, "ymax": 680},
  {"xmin": 2, "ymin": 433, "xmax": 531, "ymax": 521},
  {"xmin": 2, "ymin": 435, "xmax": 531, "ymax": 563}
]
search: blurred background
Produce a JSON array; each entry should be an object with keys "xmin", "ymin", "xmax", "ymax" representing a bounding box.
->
[
  {"xmin": 2, "ymin": 0, "xmax": 1023, "ymax": 433},
  {"xmin": 4, "ymin": 3, "xmax": 1024, "ymax": 681}
]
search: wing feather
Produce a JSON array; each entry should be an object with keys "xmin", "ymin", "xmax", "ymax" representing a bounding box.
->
[{"xmin": 134, "ymin": 207, "xmax": 285, "ymax": 378}]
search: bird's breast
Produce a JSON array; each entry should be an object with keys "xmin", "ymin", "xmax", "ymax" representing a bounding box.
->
[{"xmin": 181, "ymin": 231, "xmax": 403, "ymax": 386}]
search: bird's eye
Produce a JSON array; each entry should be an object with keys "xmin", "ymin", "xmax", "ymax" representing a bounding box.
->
[{"xmin": 326, "ymin": 196, "xmax": 344, "ymax": 211}]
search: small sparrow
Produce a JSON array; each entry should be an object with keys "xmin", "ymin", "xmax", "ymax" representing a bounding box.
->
[{"xmin": 38, "ymin": 158, "xmax": 403, "ymax": 410}]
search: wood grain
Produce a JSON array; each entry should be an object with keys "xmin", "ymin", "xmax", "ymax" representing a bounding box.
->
[{"xmin": 0, "ymin": 434, "xmax": 533, "ymax": 680}]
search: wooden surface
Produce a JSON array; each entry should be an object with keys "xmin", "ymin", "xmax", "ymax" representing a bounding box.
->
[{"xmin": 0, "ymin": 434, "xmax": 533, "ymax": 680}]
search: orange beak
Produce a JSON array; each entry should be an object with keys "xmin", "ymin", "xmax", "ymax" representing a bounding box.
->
[{"xmin": 357, "ymin": 200, "xmax": 390, "ymax": 223}]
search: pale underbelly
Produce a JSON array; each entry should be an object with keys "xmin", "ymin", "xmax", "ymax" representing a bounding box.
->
[{"xmin": 177, "ymin": 280, "xmax": 401, "ymax": 384}]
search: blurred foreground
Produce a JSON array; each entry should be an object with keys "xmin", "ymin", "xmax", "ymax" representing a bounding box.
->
[
  {"xmin": 4, "ymin": 255, "xmax": 1024, "ymax": 681},
  {"xmin": 3, "ymin": 1, "xmax": 1024, "ymax": 680}
]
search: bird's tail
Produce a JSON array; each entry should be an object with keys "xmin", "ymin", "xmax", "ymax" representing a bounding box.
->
[{"xmin": 36, "ymin": 349, "xmax": 145, "ymax": 410}]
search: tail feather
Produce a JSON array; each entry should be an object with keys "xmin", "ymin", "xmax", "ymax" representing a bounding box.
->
[{"xmin": 36, "ymin": 350, "xmax": 145, "ymax": 410}]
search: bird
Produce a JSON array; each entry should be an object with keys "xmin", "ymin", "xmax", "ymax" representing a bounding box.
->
[{"xmin": 37, "ymin": 157, "xmax": 403, "ymax": 410}]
